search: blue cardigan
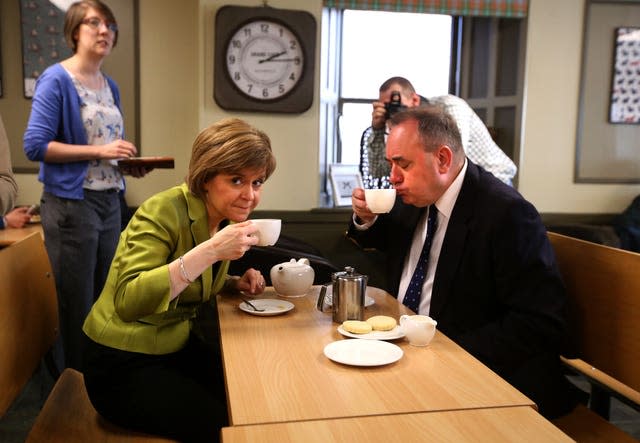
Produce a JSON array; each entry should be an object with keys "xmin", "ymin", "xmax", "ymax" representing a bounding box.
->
[{"xmin": 23, "ymin": 63, "xmax": 122, "ymax": 200}]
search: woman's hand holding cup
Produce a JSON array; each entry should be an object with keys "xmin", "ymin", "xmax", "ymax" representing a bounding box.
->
[{"xmin": 209, "ymin": 221, "xmax": 260, "ymax": 261}]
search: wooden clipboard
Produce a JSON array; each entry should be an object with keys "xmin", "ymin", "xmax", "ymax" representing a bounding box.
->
[{"xmin": 118, "ymin": 156, "xmax": 175, "ymax": 169}]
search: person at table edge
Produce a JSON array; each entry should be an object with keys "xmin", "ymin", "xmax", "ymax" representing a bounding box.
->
[
  {"xmin": 1, "ymin": 114, "xmax": 31, "ymax": 229},
  {"xmin": 81, "ymin": 117, "xmax": 274, "ymax": 442},
  {"xmin": 347, "ymin": 106, "xmax": 582, "ymax": 419}
]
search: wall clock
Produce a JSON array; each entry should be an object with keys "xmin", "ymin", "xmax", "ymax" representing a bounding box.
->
[{"xmin": 214, "ymin": 5, "xmax": 317, "ymax": 113}]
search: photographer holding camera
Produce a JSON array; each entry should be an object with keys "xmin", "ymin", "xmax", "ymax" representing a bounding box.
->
[{"xmin": 360, "ymin": 76, "xmax": 517, "ymax": 188}]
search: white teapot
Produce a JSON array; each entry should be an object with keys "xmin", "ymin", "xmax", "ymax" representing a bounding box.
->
[{"xmin": 270, "ymin": 258, "xmax": 315, "ymax": 298}]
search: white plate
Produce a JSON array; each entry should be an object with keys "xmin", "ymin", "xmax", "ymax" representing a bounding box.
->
[
  {"xmin": 324, "ymin": 339, "xmax": 403, "ymax": 367},
  {"xmin": 238, "ymin": 299, "xmax": 294, "ymax": 316},
  {"xmin": 337, "ymin": 325, "xmax": 405, "ymax": 341},
  {"xmin": 324, "ymin": 292, "xmax": 375, "ymax": 308}
]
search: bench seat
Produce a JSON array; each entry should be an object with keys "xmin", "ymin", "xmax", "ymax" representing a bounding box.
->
[
  {"xmin": 548, "ymin": 232, "xmax": 640, "ymax": 442},
  {"xmin": 27, "ymin": 368, "xmax": 176, "ymax": 442}
]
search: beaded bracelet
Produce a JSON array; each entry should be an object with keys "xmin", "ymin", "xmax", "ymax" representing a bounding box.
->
[{"xmin": 178, "ymin": 255, "xmax": 194, "ymax": 283}]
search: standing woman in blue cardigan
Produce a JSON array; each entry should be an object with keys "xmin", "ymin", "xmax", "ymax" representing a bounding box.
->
[{"xmin": 23, "ymin": 0, "xmax": 145, "ymax": 371}]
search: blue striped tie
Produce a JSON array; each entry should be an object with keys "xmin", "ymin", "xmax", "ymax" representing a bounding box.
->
[{"xmin": 403, "ymin": 205, "xmax": 438, "ymax": 313}]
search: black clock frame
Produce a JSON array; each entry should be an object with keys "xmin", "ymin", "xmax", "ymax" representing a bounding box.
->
[{"xmin": 214, "ymin": 5, "xmax": 316, "ymax": 113}]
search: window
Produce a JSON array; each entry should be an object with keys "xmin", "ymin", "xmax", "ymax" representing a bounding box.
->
[
  {"xmin": 320, "ymin": 9, "xmax": 454, "ymax": 204},
  {"xmin": 319, "ymin": 9, "xmax": 525, "ymax": 205},
  {"xmin": 460, "ymin": 17, "xmax": 526, "ymax": 168}
]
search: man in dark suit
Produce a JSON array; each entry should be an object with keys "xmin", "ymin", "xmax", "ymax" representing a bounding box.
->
[{"xmin": 347, "ymin": 106, "xmax": 580, "ymax": 419}]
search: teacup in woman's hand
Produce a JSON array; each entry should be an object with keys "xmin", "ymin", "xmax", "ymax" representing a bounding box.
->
[
  {"xmin": 250, "ymin": 219, "xmax": 281, "ymax": 246},
  {"xmin": 364, "ymin": 188, "xmax": 396, "ymax": 213}
]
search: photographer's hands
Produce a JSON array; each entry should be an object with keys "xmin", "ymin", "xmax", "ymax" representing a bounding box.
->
[{"xmin": 371, "ymin": 100, "xmax": 388, "ymax": 130}]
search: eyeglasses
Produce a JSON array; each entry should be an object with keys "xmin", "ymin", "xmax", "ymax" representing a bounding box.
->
[{"xmin": 82, "ymin": 17, "xmax": 118, "ymax": 33}]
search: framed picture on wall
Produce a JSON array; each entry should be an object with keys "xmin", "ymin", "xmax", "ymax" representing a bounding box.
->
[
  {"xmin": 329, "ymin": 164, "xmax": 363, "ymax": 207},
  {"xmin": 609, "ymin": 27, "xmax": 640, "ymax": 124},
  {"xmin": 19, "ymin": 0, "xmax": 72, "ymax": 98}
]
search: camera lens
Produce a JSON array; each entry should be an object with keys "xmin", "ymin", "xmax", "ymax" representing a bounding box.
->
[{"xmin": 384, "ymin": 91, "xmax": 406, "ymax": 119}]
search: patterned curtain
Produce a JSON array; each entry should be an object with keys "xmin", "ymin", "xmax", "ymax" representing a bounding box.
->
[{"xmin": 321, "ymin": 0, "xmax": 528, "ymax": 18}]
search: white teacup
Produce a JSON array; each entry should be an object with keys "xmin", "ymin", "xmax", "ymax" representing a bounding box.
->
[
  {"xmin": 251, "ymin": 219, "xmax": 281, "ymax": 246},
  {"xmin": 399, "ymin": 314, "xmax": 437, "ymax": 347},
  {"xmin": 364, "ymin": 188, "xmax": 396, "ymax": 213}
]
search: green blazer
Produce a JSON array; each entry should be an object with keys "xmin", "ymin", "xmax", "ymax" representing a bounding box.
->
[{"xmin": 83, "ymin": 183, "xmax": 229, "ymax": 354}]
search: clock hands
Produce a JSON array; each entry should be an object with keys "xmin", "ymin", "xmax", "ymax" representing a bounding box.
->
[
  {"xmin": 258, "ymin": 51, "xmax": 286, "ymax": 63},
  {"xmin": 260, "ymin": 58, "xmax": 300, "ymax": 62}
]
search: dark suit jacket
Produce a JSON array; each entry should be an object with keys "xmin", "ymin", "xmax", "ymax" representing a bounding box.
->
[{"xmin": 348, "ymin": 161, "xmax": 579, "ymax": 418}]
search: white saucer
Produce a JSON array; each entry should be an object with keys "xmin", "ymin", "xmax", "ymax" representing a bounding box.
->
[
  {"xmin": 324, "ymin": 339, "xmax": 403, "ymax": 366},
  {"xmin": 337, "ymin": 325, "xmax": 405, "ymax": 341},
  {"xmin": 239, "ymin": 299, "xmax": 294, "ymax": 316}
]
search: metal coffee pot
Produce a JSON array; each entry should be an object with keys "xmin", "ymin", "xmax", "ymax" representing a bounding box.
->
[{"xmin": 316, "ymin": 266, "xmax": 368, "ymax": 323}]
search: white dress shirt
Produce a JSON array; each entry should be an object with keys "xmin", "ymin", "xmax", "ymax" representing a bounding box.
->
[{"xmin": 397, "ymin": 160, "xmax": 468, "ymax": 315}]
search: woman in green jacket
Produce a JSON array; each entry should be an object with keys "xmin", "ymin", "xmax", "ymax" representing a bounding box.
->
[{"xmin": 82, "ymin": 118, "xmax": 276, "ymax": 442}]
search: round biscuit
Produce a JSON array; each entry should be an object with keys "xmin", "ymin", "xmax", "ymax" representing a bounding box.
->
[
  {"xmin": 366, "ymin": 315, "xmax": 397, "ymax": 331},
  {"xmin": 342, "ymin": 320, "xmax": 373, "ymax": 334}
]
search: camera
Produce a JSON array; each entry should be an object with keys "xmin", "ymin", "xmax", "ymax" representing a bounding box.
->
[{"xmin": 384, "ymin": 90, "xmax": 407, "ymax": 119}]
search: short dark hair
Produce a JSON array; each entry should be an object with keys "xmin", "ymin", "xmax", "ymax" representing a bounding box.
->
[
  {"xmin": 64, "ymin": 0, "xmax": 119, "ymax": 53},
  {"xmin": 390, "ymin": 105, "xmax": 464, "ymax": 156},
  {"xmin": 186, "ymin": 118, "xmax": 276, "ymax": 199},
  {"xmin": 379, "ymin": 76, "xmax": 416, "ymax": 95}
]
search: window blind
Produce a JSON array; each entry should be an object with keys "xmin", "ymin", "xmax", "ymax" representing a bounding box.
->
[{"xmin": 322, "ymin": 0, "xmax": 528, "ymax": 18}]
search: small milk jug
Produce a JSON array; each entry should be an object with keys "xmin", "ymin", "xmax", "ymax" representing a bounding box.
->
[{"xmin": 316, "ymin": 266, "xmax": 368, "ymax": 323}]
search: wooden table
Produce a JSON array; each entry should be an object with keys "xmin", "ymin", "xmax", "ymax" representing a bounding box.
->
[
  {"xmin": 0, "ymin": 224, "xmax": 43, "ymax": 247},
  {"xmin": 217, "ymin": 286, "xmax": 535, "ymax": 426},
  {"xmin": 220, "ymin": 406, "xmax": 572, "ymax": 442}
]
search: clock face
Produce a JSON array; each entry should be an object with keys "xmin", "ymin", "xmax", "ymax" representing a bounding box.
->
[{"xmin": 225, "ymin": 20, "xmax": 304, "ymax": 101}]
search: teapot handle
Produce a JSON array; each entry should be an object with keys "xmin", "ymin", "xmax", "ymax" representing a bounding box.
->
[{"xmin": 316, "ymin": 283, "xmax": 331, "ymax": 312}]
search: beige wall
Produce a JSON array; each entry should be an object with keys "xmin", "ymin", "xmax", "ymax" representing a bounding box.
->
[
  {"xmin": 196, "ymin": 0, "xmax": 323, "ymax": 210},
  {"xmin": 519, "ymin": 0, "xmax": 640, "ymax": 212},
  {"xmin": 4, "ymin": 0, "xmax": 640, "ymax": 212},
  {"xmin": 0, "ymin": 0, "xmax": 34, "ymax": 174},
  {"xmin": 128, "ymin": 0, "xmax": 200, "ymax": 205},
  {"xmin": 126, "ymin": 0, "xmax": 324, "ymax": 209}
]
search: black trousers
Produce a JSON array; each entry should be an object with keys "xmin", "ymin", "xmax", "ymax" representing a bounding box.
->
[{"xmin": 82, "ymin": 330, "xmax": 228, "ymax": 443}]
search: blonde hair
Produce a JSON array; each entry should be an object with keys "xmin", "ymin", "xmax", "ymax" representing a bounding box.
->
[{"xmin": 186, "ymin": 118, "xmax": 276, "ymax": 199}]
